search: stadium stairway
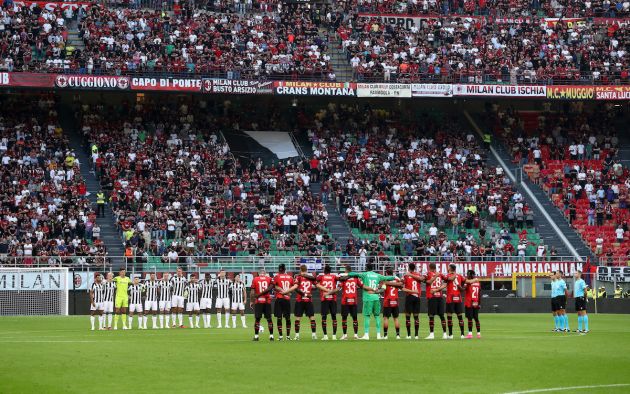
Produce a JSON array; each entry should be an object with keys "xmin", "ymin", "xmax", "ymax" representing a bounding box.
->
[
  {"xmin": 464, "ymin": 111, "xmax": 593, "ymax": 260},
  {"xmin": 327, "ymin": 42, "xmax": 353, "ymax": 82},
  {"xmin": 66, "ymin": 19, "xmax": 85, "ymax": 53},
  {"xmin": 309, "ymin": 182, "xmax": 352, "ymax": 247},
  {"xmin": 58, "ymin": 101, "xmax": 126, "ymax": 267}
]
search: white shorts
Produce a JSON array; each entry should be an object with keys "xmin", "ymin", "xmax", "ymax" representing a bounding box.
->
[
  {"xmin": 129, "ymin": 303, "xmax": 143, "ymax": 313},
  {"xmin": 231, "ymin": 302, "xmax": 245, "ymax": 311},
  {"xmin": 90, "ymin": 302, "xmax": 104, "ymax": 312},
  {"xmin": 103, "ymin": 301, "xmax": 114, "ymax": 313},
  {"xmin": 172, "ymin": 295, "xmax": 185, "ymax": 308},
  {"xmin": 186, "ymin": 302, "xmax": 200, "ymax": 312},
  {"xmin": 159, "ymin": 300, "xmax": 171, "ymax": 311},
  {"xmin": 144, "ymin": 300, "xmax": 158, "ymax": 312},
  {"xmin": 215, "ymin": 297, "xmax": 230, "ymax": 309},
  {"xmin": 200, "ymin": 298, "xmax": 212, "ymax": 310}
]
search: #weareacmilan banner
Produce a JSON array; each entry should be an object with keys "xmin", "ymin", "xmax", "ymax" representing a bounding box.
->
[
  {"xmin": 394, "ymin": 261, "xmax": 583, "ymax": 278},
  {"xmin": 131, "ymin": 77, "xmax": 202, "ymax": 92},
  {"xmin": 203, "ymin": 79, "xmax": 272, "ymax": 94},
  {"xmin": 597, "ymin": 266, "xmax": 630, "ymax": 282},
  {"xmin": 411, "ymin": 83, "xmax": 453, "ymax": 97},
  {"xmin": 274, "ymin": 81, "xmax": 356, "ymax": 96},
  {"xmin": 357, "ymin": 83, "xmax": 412, "ymax": 97},
  {"xmin": 453, "ymin": 84, "xmax": 547, "ymax": 97}
]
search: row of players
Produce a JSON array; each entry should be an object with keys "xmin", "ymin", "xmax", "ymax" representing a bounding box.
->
[
  {"xmin": 88, "ymin": 268, "xmax": 248, "ymax": 330},
  {"xmin": 88, "ymin": 262, "xmax": 482, "ymax": 340},
  {"xmin": 249, "ymin": 262, "xmax": 481, "ymax": 341}
]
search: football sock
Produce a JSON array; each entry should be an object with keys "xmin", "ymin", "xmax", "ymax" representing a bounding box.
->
[
  {"xmin": 310, "ymin": 320, "xmax": 317, "ymax": 333},
  {"xmin": 554, "ymin": 315, "xmax": 559, "ymax": 329},
  {"xmin": 322, "ymin": 318, "xmax": 327, "ymax": 335},
  {"xmin": 447, "ymin": 316, "xmax": 453, "ymax": 336},
  {"xmin": 90, "ymin": 316, "xmax": 95, "ymax": 330},
  {"xmin": 295, "ymin": 320, "xmax": 301, "ymax": 334},
  {"xmin": 395, "ymin": 326, "xmax": 400, "ymax": 336},
  {"xmin": 364, "ymin": 315, "xmax": 370, "ymax": 335},
  {"xmin": 189, "ymin": 316, "xmax": 194, "ymax": 327},
  {"xmin": 564, "ymin": 315, "xmax": 570, "ymax": 330},
  {"xmin": 342, "ymin": 319, "xmax": 347, "ymax": 334},
  {"xmin": 225, "ymin": 312, "xmax": 230, "ymax": 326},
  {"xmin": 254, "ymin": 319, "xmax": 260, "ymax": 336},
  {"xmin": 577, "ymin": 316, "xmax": 583, "ymax": 330},
  {"xmin": 584, "ymin": 315, "xmax": 589, "ymax": 331},
  {"xmin": 383, "ymin": 324, "xmax": 388, "ymax": 336},
  {"xmin": 122, "ymin": 314, "xmax": 127, "ymax": 327},
  {"xmin": 241, "ymin": 315, "xmax": 247, "ymax": 327},
  {"xmin": 405, "ymin": 316, "xmax": 411, "ymax": 336},
  {"xmin": 195, "ymin": 315, "xmax": 200, "ymax": 326},
  {"xmin": 267, "ymin": 319, "xmax": 273, "ymax": 335},
  {"xmin": 375, "ymin": 315, "xmax": 381, "ymax": 334},
  {"xmin": 178, "ymin": 313, "xmax": 183, "ymax": 326},
  {"xmin": 475, "ymin": 318, "xmax": 480, "ymax": 333},
  {"xmin": 440, "ymin": 316, "xmax": 446, "ymax": 333},
  {"xmin": 127, "ymin": 316, "xmax": 132, "ymax": 328},
  {"xmin": 414, "ymin": 316, "xmax": 419, "ymax": 336},
  {"xmin": 332, "ymin": 319, "xmax": 337, "ymax": 335},
  {"xmin": 352, "ymin": 319, "xmax": 358, "ymax": 334},
  {"xmin": 165, "ymin": 314, "xmax": 170, "ymax": 327},
  {"xmin": 232, "ymin": 315, "xmax": 237, "ymax": 327},
  {"xmin": 107, "ymin": 313, "xmax": 112, "ymax": 327},
  {"xmin": 458, "ymin": 315, "xmax": 465, "ymax": 335},
  {"xmin": 216, "ymin": 312, "xmax": 222, "ymax": 326},
  {"xmin": 152, "ymin": 315, "xmax": 157, "ymax": 328},
  {"xmin": 468, "ymin": 319, "xmax": 473, "ymax": 332},
  {"xmin": 285, "ymin": 318, "xmax": 291, "ymax": 336},
  {"xmin": 429, "ymin": 316, "xmax": 435, "ymax": 333},
  {"xmin": 277, "ymin": 318, "xmax": 283, "ymax": 336}
]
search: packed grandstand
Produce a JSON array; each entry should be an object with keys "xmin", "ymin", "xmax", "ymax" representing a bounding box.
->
[{"xmin": 0, "ymin": 0, "xmax": 627, "ymax": 274}]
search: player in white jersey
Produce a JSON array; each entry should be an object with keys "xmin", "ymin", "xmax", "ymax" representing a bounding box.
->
[
  {"xmin": 103, "ymin": 272, "xmax": 116, "ymax": 329},
  {"xmin": 200, "ymin": 272, "xmax": 214, "ymax": 328},
  {"xmin": 186, "ymin": 275, "xmax": 202, "ymax": 328},
  {"xmin": 89, "ymin": 273, "xmax": 105, "ymax": 330},
  {"xmin": 215, "ymin": 270, "xmax": 232, "ymax": 328},
  {"xmin": 158, "ymin": 273, "xmax": 172, "ymax": 328},
  {"xmin": 128, "ymin": 277, "xmax": 145, "ymax": 329},
  {"xmin": 170, "ymin": 267, "xmax": 188, "ymax": 328},
  {"xmin": 143, "ymin": 273, "xmax": 159, "ymax": 329},
  {"xmin": 230, "ymin": 273, "xmax": 247, "ymax": 328}
]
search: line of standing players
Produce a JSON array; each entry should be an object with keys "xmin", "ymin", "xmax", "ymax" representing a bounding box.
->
[{"xmin": 250, "ymin": 262, "xmax": 482, "ymax": 341}]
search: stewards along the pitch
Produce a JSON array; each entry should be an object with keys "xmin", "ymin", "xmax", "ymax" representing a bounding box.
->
[{"xmin": 250, "ymin": 262, "xmax": 482, "ymax": 341}]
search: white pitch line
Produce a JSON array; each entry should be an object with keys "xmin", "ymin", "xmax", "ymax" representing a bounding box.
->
[
  {"xmin": 504, "ymin": 383, "xmax": 630, "ymax": 394},
  {"xmin": 0, "ymin": 340, "xmax": 114, "ymax": 343}
]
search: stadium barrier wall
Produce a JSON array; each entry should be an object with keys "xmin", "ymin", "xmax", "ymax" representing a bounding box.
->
[{"xmin": 67, "ymin": 291, "xmax": 630, "ymax": 315}]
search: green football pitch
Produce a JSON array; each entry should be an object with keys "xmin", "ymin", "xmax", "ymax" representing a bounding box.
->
[{"xmin": 0, "ymin": 314, "xmax": 629, "ymax": 394}]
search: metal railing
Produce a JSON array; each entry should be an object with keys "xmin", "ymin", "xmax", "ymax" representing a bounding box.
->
[{"xmin": 0, "ymin": 255, "xmax": 590, "ymax": 272}]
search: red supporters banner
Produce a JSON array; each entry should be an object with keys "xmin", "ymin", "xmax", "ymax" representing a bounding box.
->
[
  {"xmin": 203, "ymin": 79, "xmax": 273, "ymax": 94},
  {"xmin": 394, "ymin": 261, "xmax": 584, "ymax": 278},
  {"xmin": 546, "ymin": 85, "xmax": 595, "ymax": 100},
  {"xmin": 0, "ymin": 72, "xmax": 56, "ymax": 88},
  {"xmin": 5, "ymin": 1, "xmax": 93, "ymax": 11},
  {"xmin": 130, "ymin": 77, "xmax": 202, "ymax": 92},
  {"xmin": 54, "ymin": 75, "xmax": 129, "ymax": 90}
]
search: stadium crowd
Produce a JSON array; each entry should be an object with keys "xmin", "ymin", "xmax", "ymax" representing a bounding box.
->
[
  {"xmin": 488, "ymin": 102, "xmax": 629, "ymax": 261},
  {"xmin": 80, "ymin": 98, "xmax": 334, "ymax": 265},
  {"xmin": 0, "ymin": 96, "xmax": 107, "ymax": 266}
]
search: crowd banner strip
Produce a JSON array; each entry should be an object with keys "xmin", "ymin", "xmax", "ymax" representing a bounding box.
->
[
  {"xmin": 273, "ymin": 81, "xmax": 356, "ymax": 96},
  {"xmin": 357, "ymin": 83, "xmax": 412, "ymax": 98}
]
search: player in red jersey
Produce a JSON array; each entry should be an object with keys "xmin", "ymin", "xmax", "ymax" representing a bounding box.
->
[
  {"xmin": 250, "ymin": 268, "xmax": 274, "ymax": 341},
  {"xmin": 425, "ymin": 262, "xmax": 448, "ymax": 340},
  {"xmin": 332, "ymin": 265, "xmax": 373, "ymax": 340},
  {"xmin": 316, "ymin": 265, "xmax": 338, "ymax": 340},
  {"xmin": 444, "ymin": 263, "xmax": 466, "ymax": 339},
  {"xmin": 402, "ymin": 263, "xmax": 425, "ymax": 339},
  {"xmin": 272, "ymin": 263, "xmax": 294, "ymax": 341},
  {"xmin": 290, "ymin": 264, "xmax": 318, "ymax": 340},
  {"xmin": 464, "ymin": 270, "xmax": 481, "ymax": 339},
  {"xmin": 382, "ymin": 267, "xmax": 403, "ymax": 340}
]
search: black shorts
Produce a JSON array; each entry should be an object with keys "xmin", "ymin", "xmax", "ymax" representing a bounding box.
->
[
  {"xmin": 274, "ymin": 299, "xmax": 291, "ymax": 318},
  {"xmin": 427, "ymin": 297, "xmax": 444, "ymax": 316},
  {"xmin": 446, "ymin": 302, "xmax": 463, "ymax": 315},
  {"xmin": 575, "ymin": 296, "xmax": 587, "ymax": 312},
  {"xmin": 552, "ymin": 295, "xmax": 566, "ymax": 311},
  {"xmin": 465, "ymin": 307, "xmax": 479, "ymax": 320},
  {"xmin": 383, "ymin": 306, "xmax": 399, "ymax": 318},
  {"xmin": 341, "ymin": 304, "xmax": 358, "ymax": 319},
  {"xmin": 321, "ymin": 300, "xmax": 338, "ymax": 317},
  {"xmin": 294, "ymin": 301, "xmax": 314, "ymax": 318},
  {"xmin": 405, "ymin": 296, "xmax": 421, "ymax": 314},
  {"xmin": 254, "ymin": 303, "xmax": 271, "ymax": 320}
]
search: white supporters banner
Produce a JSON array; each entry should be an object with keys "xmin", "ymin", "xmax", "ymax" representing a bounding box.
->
[
  {"xmin": 0, "ymin": 268, "xmax": 69, "ymax": 315},
  {"xmin": 597, "ymin": 266, "xmax": 630, "ymax": 282},
  {"xmin": 412, "ymin": 83, "xmax": 453, "ymax": 97},
  {"xmin": 453, "ymin": 84, "xmax": 547, "ymax": 97},
  {"xmin": 357, "ymin": 83, "xmax": 412, "ymax": 98},
  {"xmin": 0, "ymin": 270, "xmax": 66, "ymax": 290}
]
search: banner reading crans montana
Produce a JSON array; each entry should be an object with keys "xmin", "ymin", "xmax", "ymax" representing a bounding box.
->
[
  {"xmin": 274, "ymin": 81, "xmax": 356, "ymax": 96},
  {"xmin": 394, "ymin": 261, "xmax": 583, "ymax": 278}
]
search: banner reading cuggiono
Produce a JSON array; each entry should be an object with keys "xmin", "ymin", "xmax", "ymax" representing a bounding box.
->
[
  {"xmin": 394, "ymin": 261, "xmax": 583, "ymax": 278},
  {"xmin": 55, "ymin": 75, "xmax": 130, "ymax": 90},
  {"xmin": 5, "ymin": 1, "xmax": 93, "ymax": 11},
  {"xmin": 130, "ymin": 77, "xmax": 202, "ymax": 92},
  {"xmin": 453, "ymin": 84, "xmax": 546, "ymax": 97},
  {"xmin": 274, "ymin": 81, "xmax": 356, "ymax": 96},
  {"xmin": 357, "ymin": 83, "xmax": 412, "ymax": 98},
  {"xmin": 203, "ymin": 79, "xmax": 273, "ymax": 94},
  {"xmin": 597, "ymin": 266, "xmax": 630, "ymax": 282},
  {"xmin": 411, "ymin": 83, "xmax": 453, "ymax": 97}
]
